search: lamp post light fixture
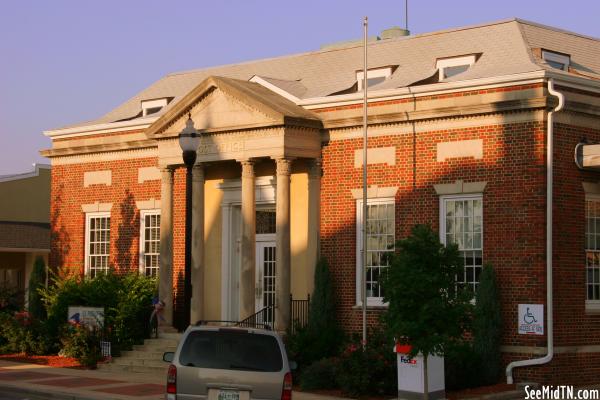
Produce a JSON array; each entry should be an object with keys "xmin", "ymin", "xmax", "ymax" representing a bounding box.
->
[{"xmin": 179, "ymin": 114, "xmax": 202, "ymax": 329}]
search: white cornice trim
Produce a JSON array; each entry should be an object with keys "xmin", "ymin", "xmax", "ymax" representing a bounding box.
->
[
  {"xmin": 249, "ymin": 76, "xmax": 301, "ymax": 104},
  {"xmin": 44, "ymin": 117, "xmax": 159, "ymax": 139},
  {"xmin": 300, "ymin": 71, "xmax": 549, "ymax": 109}
]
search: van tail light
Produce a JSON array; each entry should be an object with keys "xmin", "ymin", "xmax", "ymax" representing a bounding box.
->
[
  {"xmin": 167, "ymin": 364, "xmax": 177, "ymax": 395},
  {"xmin": 281, "ymin": 372, "xmax": 292, "ymax": 400}
]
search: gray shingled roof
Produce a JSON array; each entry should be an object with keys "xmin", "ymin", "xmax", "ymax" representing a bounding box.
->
[{"xmin": 55, "ymin": 18, "xmax": 600, "ymax": 131}]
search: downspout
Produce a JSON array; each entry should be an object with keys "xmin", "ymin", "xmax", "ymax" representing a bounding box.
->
[{"xmin": 506, "ymin": 79, "xmax": 564, "ymax": 384}]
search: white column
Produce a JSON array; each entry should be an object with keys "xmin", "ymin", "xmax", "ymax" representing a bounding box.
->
[
  {"xmin": 191, "ymin": 164, "xmax": 205, "ymax": 324},
  {"xmin": 240, "ymin": 160, "xmax": 256, "ymax": 320},
  {"xmin": 307, "ymin": 158, "xmax": 322, "ymax": 295},
  {"xmin": 159, "ymin": 167, "xmax": 174, "ymax": 326},
  {"xmin": 275, "ymin": 157, "xmax": 293, "ymax": 332}
]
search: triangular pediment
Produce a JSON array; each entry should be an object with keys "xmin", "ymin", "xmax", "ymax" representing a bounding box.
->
[{"xmin": 146, "ymin": 76, "xmax": 321, "ymax": 139}]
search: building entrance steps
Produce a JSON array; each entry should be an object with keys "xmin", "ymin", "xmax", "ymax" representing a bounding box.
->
[{"xmin": 99, "ymin": 332, "xmax": 181, "ymax": 375}]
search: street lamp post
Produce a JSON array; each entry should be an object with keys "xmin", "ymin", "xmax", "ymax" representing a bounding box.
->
[{"xmin": 179, "ymin": 114, "xmax": 202, "ymax": 329}]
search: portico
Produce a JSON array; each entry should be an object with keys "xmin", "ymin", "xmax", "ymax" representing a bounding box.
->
[{"xmin": 147, "ymin": 76, "xmax": 322, "ymax": 331}]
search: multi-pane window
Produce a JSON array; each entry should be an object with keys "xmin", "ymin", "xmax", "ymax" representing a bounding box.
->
[
  {"xmin": 86, "ymin": 213, "xmax": 110, "ymax": 278},
  {"xmin": 441, "ymin": 196, "xmax": 483, "ymax": 293},
  {"xmin": 586, "ymin": 199, "xmax": 600, "ymax": 301},
  {"xmin": 140, "ymin": 211, "xmax": 161, "ymax": 277},
  {"xmin": 357, "ymin": 199, "xmax": 395, "ymax": 305}
]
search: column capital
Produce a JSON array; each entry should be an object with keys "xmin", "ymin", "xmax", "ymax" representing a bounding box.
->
[
  {"xmin": 240, "ymin": 159, "xmax": 256, "ymax": 179},
  {"xmin": 192, "ymin": 163, "xmax": 205, "ymax": 182},
  {"xmin": 308, "ymin": 158, "xmax": 322, "ymax": 179},
  {"xmin": 275, "ymin": 157, "xmax": 294, "ymax": 176},
  {"xmin": 160, "ymin": 166, "xmax": 174, "ymax": 183}
]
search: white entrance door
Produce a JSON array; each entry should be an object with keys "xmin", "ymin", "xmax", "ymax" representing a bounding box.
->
[{"xmin": 256, "ymin": 236, "xmax": 276, "ymax": 326}]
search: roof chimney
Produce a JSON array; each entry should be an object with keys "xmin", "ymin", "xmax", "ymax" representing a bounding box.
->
[{"xmin": 380, "ymin": 26, "xmax": 410, "ymax": 39}]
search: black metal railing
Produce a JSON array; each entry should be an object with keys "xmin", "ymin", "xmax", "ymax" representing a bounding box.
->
[
  {"xmin": 290, "ymin": 294, "xmax": 310, "ymax": 334},
  {"xmin": 238, "ymin": 306, "xmax": 274, "ymax": 330}
]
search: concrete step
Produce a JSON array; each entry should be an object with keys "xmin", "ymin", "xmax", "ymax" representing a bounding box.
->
[
  {"xmin": 158, "ymin": 332, "xmax": 182, "ymax": 340},
  {"xmin": 137, "ymin": 338, "xmax": 180, "ymax": 347},
  {"xmin": 119, "ymin": 350, "xmax": 166, "ymax": 360},
  {"xmin": 113, "ymin": 358, "xmax": 168, "ymax": 368},
  {"xmin": 132, "ymin": 344, "xmax": 178, "ymax": 352}
]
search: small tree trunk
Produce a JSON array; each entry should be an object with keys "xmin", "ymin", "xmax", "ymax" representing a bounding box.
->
[{"xmin": 423, "ymin": 353, "xmax": 429, "ymax": 400}]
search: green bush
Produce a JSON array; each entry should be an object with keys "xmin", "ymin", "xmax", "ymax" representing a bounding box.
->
[
  {"xmin": 473, "ymin": 263, "xmax": 502, "ymax": 385},
  {"xmin": 0, "ymin": 311, "xmax": 51, "ymax": 355},
  {"xmin": 444, "ymin": 341, "xmax": 482, "ymax": 390},
  {"xmin": 287, "ymin": 258, "xmax": 342, "ymax": 369},
  {"xmin": 28, "ymin": 257, "xmax": 47, "ymax": 320},
  {"xmin": 40, "ymin": 271, "xmax": 157, "ymax": 354},
  {"xmin": 60, "ymin": 323, "xmax": 102, "ymax": 368},
  {"xmin": 336, "ymin": 330, "xmax": 396, "ymax": 398},
  {"xmin": 300, "ymin": 357, "xmax": 339, "ymax": 391}
]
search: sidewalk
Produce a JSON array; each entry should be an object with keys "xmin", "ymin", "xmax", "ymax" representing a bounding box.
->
[
  {"xmin": 0, "ymin": 360, "xmax": 351, "ymax": 400},
  {"xmin": 0, "ymin": 360, "xmax": 165, "ymax": 400}
]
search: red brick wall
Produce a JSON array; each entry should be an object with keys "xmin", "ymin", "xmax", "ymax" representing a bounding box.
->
[
  {"xmin": 320, "ymin": 119, "xmax": 547, "ymax": 345},
  {"xmin": 319, "ymin": 116, "xmax": 600, "ymax": 384},
  {"xmin": 553, "ymin": 123, "xmax": 600, "ymax": 346},
  {"xmin": 50, "ymin": 157, "xmax": 161, "ymax": 276}
]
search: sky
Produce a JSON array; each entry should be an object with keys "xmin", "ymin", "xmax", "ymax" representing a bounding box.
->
[{"xmin": 0, "ymin": 0, "xmax": 598, "ymax": 175}]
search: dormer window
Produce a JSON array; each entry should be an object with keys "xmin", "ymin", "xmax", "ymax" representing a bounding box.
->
[
  {"xmin": 141, "ymin": 98, "xmax": 169, "ymax": 117},
  {"xmin": 356, "ymin": 67, "xmax": 393, "ymax": 91},
  {"xmin": 436, "ymin": 55, "xmax": 477, "ymax": 80},
  {"xmin": 542, "ymin": 50, "xmax": 570, "ymax": 71}
]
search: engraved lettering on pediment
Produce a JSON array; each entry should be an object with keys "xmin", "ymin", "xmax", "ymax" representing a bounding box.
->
[{"xmin": 197, "ymin": 140, "xmax": 245, "ymax": 155}]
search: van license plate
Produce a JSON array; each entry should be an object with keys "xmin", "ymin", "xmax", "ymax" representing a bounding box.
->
[{"xmin": 218, "ymin": 390, "xmax": 239, "ymax": 400}]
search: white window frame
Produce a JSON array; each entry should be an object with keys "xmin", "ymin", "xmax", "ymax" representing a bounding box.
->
[
  {"xmin": 436, "ymin": 55, "xmax": 476, "ymax": 80},
  {"xmin": 439, "ymin": 194, "xmax": 483, "ymax": 293},
  {"xmin": 585, "ymin": 195, "xmax": 600, "ymax": 312},
  {"xmin": 141, "ymin": 98, "xmax": 168, "ymax": 116},
  {"xmin": 139, "ymin": 209, "xmax": 161, "ymax": 277},
  {"xmin": 542, "ymin": 50, "xmax": 570, "ymax": 72},
  {"xmin": 356, "ymin": 197, "xmax": 395, "ymax": 307},
  {"xmin": 84, "ymin": 211, "xmax": 111, "ymax": 277},
  {"xmin": 356, "ymin": 67, "xmax": 393, "ymax": 91}
]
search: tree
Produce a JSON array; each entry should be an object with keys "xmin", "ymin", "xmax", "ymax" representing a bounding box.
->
[
  {"xmin": 306, "ymin": 258, "xmax": 341, "ymax": 361},
  {"xmin": 382, "ymin": 225, "xmax": 472, "ymax": 400},
  {"xmin": 28, "ymin": 256, "xmax": 47, "ymax": 320},
  {"xmin": 473, "ymin": 263, "xmax": 502, "ymax": 385}
]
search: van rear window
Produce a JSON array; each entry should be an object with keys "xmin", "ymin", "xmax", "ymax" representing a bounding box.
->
[{"xmin": 179, "ymin": 330, "xmax": 283, "ymax": 372}]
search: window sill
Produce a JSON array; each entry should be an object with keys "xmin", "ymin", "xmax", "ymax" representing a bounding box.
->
[
  {"xmin": 585, "ymin": 301, "xmax": 600, "ymax": 314},
  {"xmin": 353, "ymin": 304, "xmax": 388, "ymax": 311}
]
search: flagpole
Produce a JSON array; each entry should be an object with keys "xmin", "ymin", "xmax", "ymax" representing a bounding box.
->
[{"xmin": 362, "ymin": 15, "xmax": 368, "ymax": 349}]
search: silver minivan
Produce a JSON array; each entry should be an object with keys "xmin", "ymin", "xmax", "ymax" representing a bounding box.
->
[{"xmin": 163, "ymin": 324, "xmax": 293, "ymax": 400}]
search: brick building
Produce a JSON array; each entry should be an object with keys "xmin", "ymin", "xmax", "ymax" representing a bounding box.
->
[{"xmin": 42, "ymin": 19, "xmax": 600, "ymax": 384}]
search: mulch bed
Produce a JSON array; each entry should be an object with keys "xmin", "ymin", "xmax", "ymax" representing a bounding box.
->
[{"xmin": 0, "ymin": 353, "xmax": 84, "ymax": 369}]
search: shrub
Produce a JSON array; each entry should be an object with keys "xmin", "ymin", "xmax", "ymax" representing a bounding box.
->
[
  {"xmin": 28, "ymin": 257, "xmax": 47, "ymax": 320},
  {"xmin": 287, "ymin": 258, "xmax": 342, "ymax": 369},
  {"xmin": 300, "ymin": 357, "xmax": 339, "ymax": 391},
  {"xmin": 0, "ymin": 311, "xmax": 51, "ymax": 355},
  {"xmin": 473, "ymin": 263, "xmax": 502, "ymax": 385},
  {"xmin": 336, "ymin": 330, "xmax": 396, "ymax": 398},
  {"xmin": 60, "ymin": 322, "xmax": 102, "ymax": 368},
  {"xmin": 40, "ymin": 271, "xmax": 157, "ymax": 354},
  {"xmin": 444, "ymin": 341, "xmax": 481, "ymax": 390}
]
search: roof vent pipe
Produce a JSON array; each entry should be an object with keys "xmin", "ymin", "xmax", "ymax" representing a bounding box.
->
[
  {"xmin": 380, "ymin": 26, "xmax": 410, "ymax": 39},
  {"xmin": 505, "ymin": 78, "xmax": 564, "ymax": 384}
]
